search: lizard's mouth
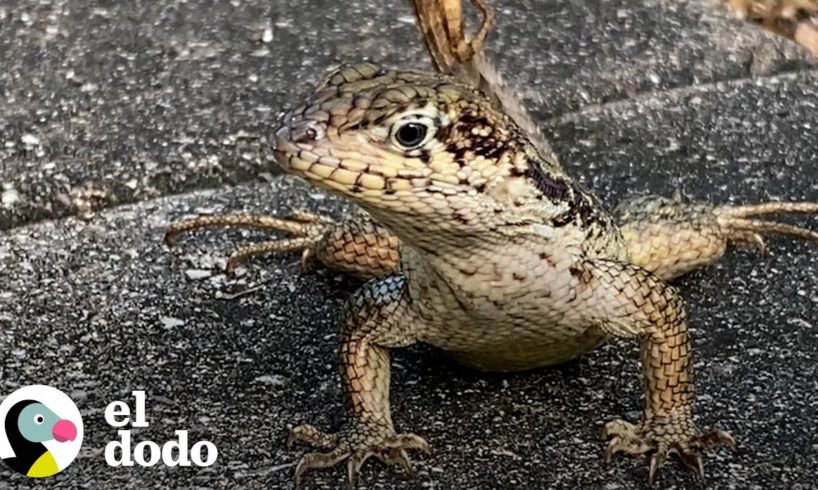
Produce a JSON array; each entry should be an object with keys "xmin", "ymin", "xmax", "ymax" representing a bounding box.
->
[
  {"xmin": 272, "ymin": 107, "xmax": 488, "ymax": 232},
  {"xmin": 272, "ymin": 119, "xmax": 375, "ymax": 195}
]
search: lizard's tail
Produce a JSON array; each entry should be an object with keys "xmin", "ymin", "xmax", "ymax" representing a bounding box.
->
[{"xmin": 410, "ymin": 0, "xmax": 560, "ymax": 166}]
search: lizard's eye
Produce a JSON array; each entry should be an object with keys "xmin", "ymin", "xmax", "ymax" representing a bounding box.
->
[
  {"xmin": 391, "ymin": 119, "xmax": 434, "ymax": 150},
  {"xmin": 394, "ymin": 122, "xmax": 427, "ymax": 147}
]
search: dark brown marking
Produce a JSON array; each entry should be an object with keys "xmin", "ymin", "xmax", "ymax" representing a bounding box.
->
[
  {"xmin": 452, "ymin": 211, "xmax": 470, "ymax": 225},
  {"xmin": 539, "ymin": 252, "xmax": 557, "ymax": 267},
  {"xmin": 475, "ymin": 141, "xmax": 506, "ymax": 160},
  {"xmin": 553, "ymin": 188, "xmax": 605, "ymax": 227},
  {"xmin": 525, "ymin": 162, "xmax": 570, "ymax": 202},
  {"xmin": 569, "ymin": 264, "xmax": 593, "ymax": 285},
  {"xmin": 448, "ymin": 145, "xmax": 470, "ymax": 167}
]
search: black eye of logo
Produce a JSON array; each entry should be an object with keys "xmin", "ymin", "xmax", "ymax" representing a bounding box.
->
[
  {"xmin": 394, "ymin": 122, "xmax": 428, "ymax": 148},
  {"xmin": 34, "ymin": 414, "xmax": 45, "ymax": 424}
]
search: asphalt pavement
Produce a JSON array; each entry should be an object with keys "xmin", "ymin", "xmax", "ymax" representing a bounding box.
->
[{"xmin": 1, "ymin": 0, "xmax": 817, "ymax": 489}]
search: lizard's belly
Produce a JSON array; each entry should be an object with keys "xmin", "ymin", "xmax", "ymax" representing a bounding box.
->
[
  {"xmin": 443, "ymin": 325, "xmax": 608, "ymax": 372},
  {"xmin": 420, "ymin": 304, "xmax": 610, "ymax": 372},
  {"xmin": 404, "ymin": 241, "xmax": 616, "ymax": 372}
]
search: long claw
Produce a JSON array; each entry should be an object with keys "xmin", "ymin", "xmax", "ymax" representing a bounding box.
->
[
  {"xmin": 385, "ymin": 433, "xmax": 432, "ymax": 454},
  {"xmin": 165, "ymin": 213, "xmax": 321, "ymax": 243},
  {"xmin": 299, "ymin": 248, "xmax": 314, "ymax": 274},
  {"xmin": 346, "ymin": 451, "xmax": 371, "ymax": 489},
  {"xmin": 294, "ymin": 446, "xmax": 349, "ymax": 487},
  {"xmin": 677, "ymin": 450, "xmax": 705, "ymax": 481},
  {"xmin": 648, "ymin": 451, "xmax": 666, "ymax": 486},
  {"xmin": 699, "ymin": 429, "xmax": 739, "ymax": 453},
  {"xmin": 721, "ymin": 217, "xmax": 818, "ymax": 245},
  {"xmin": 602, "ymin": 414, "xmax": 736, "ymax": 485},
  {"xmin": 716, "ymin": 201, "xmax": 818, "ymax": 245},
  {"xmin": 604, "ymin": 436, "xmax": 622, "ymax": 465},
  {"xmin": 224, "ymin": 237, "xmax": 316, "ymax": 276},
  {"xmin": 711, "ymin": 200, "xmax": 818, "ymax": 251},
  {"xmin": 731, "ymin": 231, "xmax": 768, "ymax": 254},
  {"xmin": 389, "ymin": 448, "xmax": 416, "ymax": 476}
]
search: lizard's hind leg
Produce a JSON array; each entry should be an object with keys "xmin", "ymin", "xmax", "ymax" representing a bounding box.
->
[
  {"xmin": 615, "ymin": 195, "xmax": 818, "ymax": 281},
  {"xmin": 164, "ymin": 210, "xmax": 401, "ymax": 279}
]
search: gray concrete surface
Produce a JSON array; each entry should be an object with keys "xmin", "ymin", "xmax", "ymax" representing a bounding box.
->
[
  {"xmin": 1, "ymin": 0, "xmax": 817, "ymax": 488},
  {"xmin": 1, "ymin": 0, "xmax": 814, "ymax": 230}
]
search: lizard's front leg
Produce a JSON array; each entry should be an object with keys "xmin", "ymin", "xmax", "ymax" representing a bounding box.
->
[
  {"xmin": 165, "ymin": 209, "xmax": 400, "ymax": 279},
  {"xmin": 575, "ymin": 259, "xmax": 738, "ymax": 484},
  {"xmin": 288, "ymin": 275, "xmax": 430, "ymax": 487},
  {"xmin": 615, "ymin": 195, "xmax": 818, "ymax": 281}
]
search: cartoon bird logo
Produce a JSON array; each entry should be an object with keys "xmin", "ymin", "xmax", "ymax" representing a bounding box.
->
[
  {"xmin": 3, "ymin": 400, "xmax": 78, "ymax": 477},
  {"xmin": 0, "ymin": 386, "xmax": 83, "ymax": 478}
]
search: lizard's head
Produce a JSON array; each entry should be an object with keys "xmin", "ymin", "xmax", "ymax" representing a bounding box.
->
[{"xmin": 274, "ymin": 63, "xmax": 576, "ymax": 238}]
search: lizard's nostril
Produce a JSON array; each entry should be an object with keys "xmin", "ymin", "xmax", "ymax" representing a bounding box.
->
[
  {"xmin": 286, "ymin": 120, "xmax": 324, "ymax": 144},
  {"xmin": 302, "ymin": 127, "xmax": 318, "ymax": 141}
]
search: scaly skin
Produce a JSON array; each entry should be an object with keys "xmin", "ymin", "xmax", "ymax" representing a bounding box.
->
[
  {"xmin": 260, "ymin": 62, "xmax": 818, "ymax": 487},
  {"xmin": 165, "ymin": 62, "xmax": 818, "ymax": 487},
  {"xmin": 165, "ymin": 209, "xmax": 399, "ymax": 279}
]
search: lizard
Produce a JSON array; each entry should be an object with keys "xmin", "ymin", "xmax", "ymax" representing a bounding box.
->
[
  {"xmin": 165, "ymin": 62, "xmax": 818, "ymax": 486},
  {"xmin": 163, "ymin": 1, "xmax": 818, "ymax": 487}
]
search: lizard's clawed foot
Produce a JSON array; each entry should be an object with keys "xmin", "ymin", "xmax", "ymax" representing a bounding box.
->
[
  {"xmin": 164, "ymin": 211, "xmax": 333, "ymax": 275},
  {"xmin": 288, "ymin": 422, "xmax": 431, "ymax": 488},
  {"xmin": 714, "ymin": 201, "xmax": 818, "ymax": 253},
  {"xmin": 601, "ymin": 415, "xmax": 738, "ymax": 485}
]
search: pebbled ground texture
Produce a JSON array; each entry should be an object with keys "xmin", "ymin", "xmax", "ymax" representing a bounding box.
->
[{"xmin": 1, "ymin": 0, "xmax": 817, "ymax": 489}]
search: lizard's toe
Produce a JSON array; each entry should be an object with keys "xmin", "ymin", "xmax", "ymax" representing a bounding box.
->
[
  {"xmin": 602, "ymin": 419, "xmax": 651, "ymax": 463},
  {"xmin": 288, "ymin": 423, "xmax": 430, "ymax": 488},
  {"xmin": 288, "ymin": 423, "xmax": 339, "ymax": 450},
  {"xmin": 374, "ymin": 433, "xmax": 432, "ymax": 478},
  {"xmin": 731, "ymin": 230, "xmax": 768, "ymax": 254},
  {"xmin": 376, "ymin": 447, "xmax": 412, "ymax": 474},
  {"xmin": 696, "ymin": 428, "xmax": 738, "ymax": 452},
  {"xmin": 382, "ymin": 432, "xmax": 432, "ymax": 454},
  {"xmin": 163, "ymin": 211, "xmax": 330, "ymax": 275},
  {"xmin": 294, "ymin": 445, "xmax": 350, "ymax": 487},
  {"xmin": 601, "ymin": 414, "xmax": 737, "ymax": 485}
]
